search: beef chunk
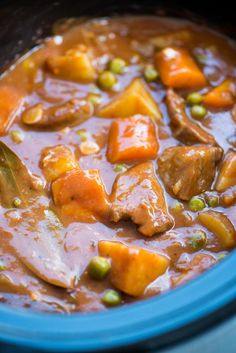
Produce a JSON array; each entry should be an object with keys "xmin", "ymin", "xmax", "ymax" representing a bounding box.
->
[
  {"xmin": 111, "ymin": 162, "xmax": 173, "ymax": 236},
  {"xmin": 166, "ymin": 89, "xmax": 216, "ymax": 145},
  {"xmin": 158, "ymin": 146, "xmax": 223, "ymax": 200}
]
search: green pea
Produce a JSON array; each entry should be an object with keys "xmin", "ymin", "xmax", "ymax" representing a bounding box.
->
[
  {"xmin": 88, "ymin": 256, "xmax": 111, "ymax": 280},
  {"xmin": 206, "ymin": 194, "xmax": 219, "ymax": 208},
  {"xmin": 109, "ymin": 58, "xmax": 126, "ymax": 75},
  {"xmin": 113, "ymin": 164, "xmax": 128, "ymax": 173},
  {"xmin": 191, "ymin": 230, "xmax": 207, "ymax": 249},
  {"xmin": 76, "ymin": 129, "xmax": 90, "ymax": 141},
  {"xmin": 144, "ymin": 66, "xmax": 159, "ymax": 82},
  {"xmin": 87, "ymin": 94, "xmax": 102, "ymax": 106},
  {"xmin": 195, "ymin": 53, "xmax": 208, "ymax": 64},
  {"xmin": 10, "ymin": 130, "xmax": 24, "ymax": 144},
  {"xmin": 186, "ymin": 92, "xmax": 203, "ymax": 106},
  {"xmin": 102, "ymin": 289, "xmax": 122, "ymax": 306},
  {"xmin": 12, "ymin": 197, "xmax": 22, "ymax": 208},
  {"xmin": 98, "ymin": 71, "xmax": 117, "ymax": 90},
  {"xmin": 188, "ymin": 197, "xmax": 205, "ymax": 212},
  {"xmin": 191, "ymin": 105, "xmax": 207, "ymax": 120}
]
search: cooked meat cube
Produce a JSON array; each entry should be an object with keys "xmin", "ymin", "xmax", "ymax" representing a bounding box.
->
[
  {"xmin": 155, "ymin": 47, "xmax": 207, "ymax": 89},
  {"xmin": 99, "ymin": 241, "xmax": 169, "ymax": 296},
  {"xmin": 215, "ymin": 149, "xmax": 236, "ymax": 192},
  {"xmin": 111, "ymin": 162, "xmax": 173, "ymax": 236},
  {"xmin": 166, "ymin": 89, "xmax": 216, "ymax": 145},
  {"xmin": 107, "ymin": 115, "xmax": 159, "ymax": 163},
  {"xmin": 52, "ymin": 169, "xmax": 110, "ymax": 222},
  {"xmin": 158, "ymin": 146, "xmax": 222, "ymax": 200},
  {"xmin": 40, "ymin": 145, "xmax": 78, "ymax": 182},
  {"xmin": 22, "ymin": 98, "xmax": 93, "ymax": 128},
  {"xmin": 98, "ymin": 78, "xmax": 162, "ymax": 121}
]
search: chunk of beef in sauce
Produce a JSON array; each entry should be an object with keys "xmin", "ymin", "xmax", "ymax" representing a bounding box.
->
[
  {"xmin": 166, "ymin": 89, "xmax": 216, "ymax": 145},
  {"xmin": 158, "ymin": 146, "xmax": 223, "ymax": 200},
  {"xmin": 111, "ymin": 162, "xmax": 173, "ymax": 236}
]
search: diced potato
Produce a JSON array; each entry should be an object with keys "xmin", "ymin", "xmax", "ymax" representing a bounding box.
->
[
  {"xmin": 98, "ymin": 78, "xmax": 162, "ymax": 121},
  {"xmin": 107, "ymin": 115, "xmax": 159, "ymax": 163},
  {"xmin": 215, "ymin": 150, "xmax": 236, "ymax": 192},
  {"xmin": 52, "ymin": 169, "xmax": 109, "ymax": 222},
  {"xmin": 46, "ymin": 47, "xmax": 96, "ymax": 83},
  {"xmin": 198, "ymin": 211, "xmax": 236, "ymax": 248},
  {"xmin": 203, "ymin": 79, "xmax": 235, "ymax": 108},
  {"xmin": 0, "ymin": 86, "xmax": 24, "ymax": 135},
  {"xmin": 150, "ymin": 29, "xmax": 192, "ymax": 49},
  {"xmin": 99, "ymin": 241, "xmax": 169, "ymax": 296},
  {"xmin": 155, "ymin": 47, "xmax": 207, "ymax": 89},
  {"xmin": 40, "ymin": 145, "xmax": 78, "ymax": 182}
]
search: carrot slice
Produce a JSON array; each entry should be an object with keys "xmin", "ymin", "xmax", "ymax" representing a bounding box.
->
[
  {"xmin": 155, "ymin": 47, "xmax": 207, "ymax": 89},
  {"xmin": 107, "ymin": 115, "xmax": 159, "ymax": 163},
  {"xmin": 203, "ymin": 79, "xmax": 235, "ymax": 108}
]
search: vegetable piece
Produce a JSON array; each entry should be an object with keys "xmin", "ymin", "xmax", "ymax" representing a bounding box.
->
[
  {"xmin": 88, "ymin": 256, "xmax": 111, "ymax": 280},
  {"xmin": 99, "ymin": 241, "xmax": 169, "ymax": 296},
  {"xmin": 40, "ymin": 145, "xmax": 78, "ymax": 182},
  {"xmin": 10, "ymin": 130, "xmax": 25, "ymax": 144},
  {"xmin": 215, "ymin": 149, "xmax": 236, "ymax": 192},
  {"xmin": 188, "ymin": 197, "xmax": 205, "ymax": 212},
  {"xmin": 0, "ymin": 86, "xmax": 24, "ymax": 135},
  {"xmin": 111, "ymin": 162, "xmax": 173, "ymax": 236},
  {"xmin": 11, "ymin": 209, "xmax": 75, "ymax": 288},
  {"xmin": 155, "ymin": 47, "xmax": 207, "ymax": 89},
  {"xmin": 113, "ymin": 164, "xmax": 128, "ymax": 173},
  {"xmin": 144, "ymin": 65, "xmax": 159, "ymax": 82},
  {"xmin": 98, "ymin": 78, "xmax": 162, "ymax": 121},
  {"xmin": 109, "ymin": 58, "xmax": 126, "ymax": 74},
  {"xmin": 22, "ymin": 99, "xmax": 93, "ymax": 128},
  {"xmin": 205, "ymin": 193, "xmax": 219, "ymax": 207},
  {"xmin": 0, "ymin": 141, "xmax": 42, "ymax": 208},
  {"xmin": 107, "ymin": 115, "xmax": 159, "ymax": 163},
  {"xmin": 46, "ymin": 47, "xmax": 96, "ymax": 83},
  {"xmin": 98, "ymin": 71, "xmax": 117, "ymax": 90},
  {"xmin": 150, "ymin": 29, "xmax": 192, "ymax": 49},
  {"xmin": 191, "ymin": 230, "xmax": 207, "ymax": 249},
  {"xmin": 102, "ymin": 289, "xmax": 122, "ymax": 306},
  {"xmin": 158, "ymin": 146, "xmax": 222, "ymax": 201},
  {"xmin": 190, "ymin": 105, "xmax": 208, "ymax": 120},
  {"xmin": 203, "ymin": 79, "xmax": 235, "ymax": 108},
  {"xmin": 198, "ymin": 211, "xmax": 236, "ymax": 249},
  {"xmin": 52, "ymin": 169, "xmax": 109, "ymax": 222},
  {"xmin": 186, "ymin": 92, "xmax": 203, "ymax": 105},
  {"xmin": 79, "ymin": 140, "xmax": 100, "ymax": 155},
  {"xmin": 166, "ymin": 89, "xmax": 216, "ymax": 145}
]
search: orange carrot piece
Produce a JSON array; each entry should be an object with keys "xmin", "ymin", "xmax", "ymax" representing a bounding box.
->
[
  {"xmin": 107, "ymin": 115, "xmax": 159, "ymax": 163},
  {"xmin": 0, "ymin": 86, "xmax": 24, "ymax": 135},
  {"xmin": 203, "ymin": 79, "xmax": 235, "ymax": 108},
  {"xmin": 155, "ymin": 47, "xmax": 207, "ymax": 89}
]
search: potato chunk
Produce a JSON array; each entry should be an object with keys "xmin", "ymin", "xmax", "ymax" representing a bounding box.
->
[
  {"xmin": 40, "ymin": 145, "xmax": 78, "ymax": 182},
  {"xmin": 203, "ymin": 79, "xmax": 235, "ymax": 108},
  {"xmin": 150, "ymin": 29, "xmax": 192, "ymax": 49},
  {"xmin": 99, "ymin": 241, "xmax": 169, "ymax": 296},
  {"xmin": 46, "ymin": 47, "xmax": 96, "ymax": 83},
  {"xmin": 98, "ymin": 78, "xmax": 162, "ymax": 121},
  {"xmin": 198, "ymin": 211, "xmax": 236, "ymax": 248},
  {"xmin": 107, "ymin": 115, "xmax": 159, "ymax": 163},
  {"xmin": 155, "ymin": 47, "xmax": 207, "ymax": 89},
  {"xmin": 0, "ymin": 86, "xmax": 24, "ymax": 135},
  {"xmin": 111, "ymin": 162, "xmax": 173, "ymax": 236},
  {"xmin": 52, "ymin": 169, "xmax": 109, "ymax": 222},
  {"xmin": 215, "ymin": 150, "xmax": 236, "ymax": 192}
]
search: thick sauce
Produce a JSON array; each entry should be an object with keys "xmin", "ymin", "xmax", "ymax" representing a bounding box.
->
[{"xmin": 0, "ymin": 16, "xmax": 236, "ymax": 313}]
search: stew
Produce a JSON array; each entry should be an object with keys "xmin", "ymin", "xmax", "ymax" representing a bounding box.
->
[{"xmin": 0, "ymin": 16, "xmax": 236, "ymax": 313}]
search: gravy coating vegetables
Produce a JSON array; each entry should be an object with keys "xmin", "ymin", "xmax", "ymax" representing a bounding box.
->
[{"xmin": 0, "ymin": 16, "xmax": 236, "ymax": 312}]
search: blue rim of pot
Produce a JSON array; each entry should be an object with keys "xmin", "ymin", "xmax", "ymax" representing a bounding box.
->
[{"xmin": 0, "ymin": 251, "xmax": 235, "ymax": 352}]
